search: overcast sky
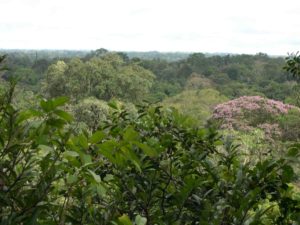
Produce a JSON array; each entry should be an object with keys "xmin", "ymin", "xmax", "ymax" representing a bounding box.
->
[{"xmin": 1, "ymin": 0, "xmax": 300, "ymax": 55}]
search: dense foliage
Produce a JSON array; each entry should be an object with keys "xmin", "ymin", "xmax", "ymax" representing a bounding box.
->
[
  {"xmin": 0, "ymin": 81, "xmax": 300, "ymax": 224},
  {"xmin": 2, "ymin": 49, "xmax": 295, "ymax": 105},
  {"xmin": 163, "ymin": 88, "xmax": 228, "ymax": 126},
  {"xmin": 1, "ymin": 50, "xmax": 300, "ymax": 224},
  {"xmin": 43, "ymin": 54, "xmax": 155, "ymax": 103}
]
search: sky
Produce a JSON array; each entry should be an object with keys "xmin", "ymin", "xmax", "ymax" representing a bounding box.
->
[{"xmin": 1, "ymin": 0, "xmax": 300, "ymax": 55}]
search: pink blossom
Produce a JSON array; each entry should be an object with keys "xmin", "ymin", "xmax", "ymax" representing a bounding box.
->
[{"xmin": 212, "ymin": 96, "xmax": 299, "ymax": 136}]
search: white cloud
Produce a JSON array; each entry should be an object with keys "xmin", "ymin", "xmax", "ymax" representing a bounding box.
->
[{"xmin": 1, "ymin": 0, "xmax": 300, "ymax": 54}]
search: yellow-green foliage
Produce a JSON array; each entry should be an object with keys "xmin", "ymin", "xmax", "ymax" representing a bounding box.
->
[
  {"xmin": 220, "ymin": 129, "xmax": 272, "ymax": 161},
  {"xmin": 70, "ymin": 98, "xmax": 137, "ymax": 131},
  {"xmin": 162, "ymin": 88, "xmax": 228, "ymax": 126},
  {"xmin": 185, "ymin": 73, "xmax": 214, "ymax": 89},
  {"xmin": 71, "ymin": 97, "xmax": 110, "ymax": 131}
]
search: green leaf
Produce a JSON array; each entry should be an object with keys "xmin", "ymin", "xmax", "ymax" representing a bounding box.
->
[
  {"xmin": 108, "ymin": 100, "xmax": 119, "ymax": 110},
  {"xmin": 54, "ymin": 110, "xmax": 73, "ymax": 122},
  {"xmin": 41, "ymin": 99, "xmax": 53, "ymax": 112},
  {"xmin": 17, "ymin": 109, "xmax": 42, "ymax": 123},
  {"xmin": 176, "ymin": 175, "xmax": 198, "ymax": 205},
  {"xmin": 67, "ymin": 174, "xmax": 78, "ymax": 184},
  {"xmin": 120, "ymin": 146, "xmax": 141, "ymax": 171},
  {"xmin": 161, "ymin": 134, "xmax": 173, "ymax": 147},
  {"xmin": 118, "ymin": 214, "xmax": 133, "ymax": 225},
  {"xmin": 88, "ymin": 169, "xmax": 101, "ymax": 183},
  {"xmin": 214, "ymin": 140, "xmax": 223, "ymax": 146},
  {"xmin": 38, "ymin": 145, "xmax": 52, "ymax": 157},
  {"xmin": 41, "ymin": 97, "xmax": 68, "ymax": 113},
  {"xmin": 134, "ymin": 142, "xmax": 158, "ymax": 157},
  {"xmin": 78, "ymin": 134, "xmax": 89, "ymax": 150},
  {"xmin": 46, "ymin": 118, "xmax": 66, "ymax": 128},
  {"xmin": 123, "ymin": 126, "xmax": 140, "ymax": 142},
  {"xmin": 63, "ymin": 150, "xmax": 79, "ymax": 158},
  {"xmin": 80, "ymin": 153, "xmax": 92, "ymax": 165},
  {"xmin": 135, "ymin": 215, "xmax": 147, "ymax": 225},
  {"xmin": 282, "ymin": 165, "xmax": 294, "ymax": 183},
  {"xmin": 96, "ymin": 183, "xmax": 107, "ymax": 197},
  {"xmin": 197, "ymin": 129, "xmax": 207, "ymax": 138},
  {"xmin": 98, "ymin": 140, "xmax": 119, "ymax": 164},
  {"xmin": 104, "ymin": 174, "xmax": 114, "ymax": 182},
  {"xmin": 132, "ymin": 160, "xmax": 142, "ymax": 173},
  {"xmin": 52, "ymin": 96, "xmax": 69, "ymax": 108},
  {"xmin": 39, "ymin": 144, "xmax": 53, "ymax": 152},
  {"xmin": 90, "ymin": 131, "xmax": 106, "ymax": 144}
]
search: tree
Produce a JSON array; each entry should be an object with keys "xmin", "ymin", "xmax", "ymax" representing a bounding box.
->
[
  {"xmin": 72, "ymin": 97, "xmax": 110, "ymax": 131},
  {"xmin": 163, "ymin": 88, "xmax": 228, "ymax": 126},
  {"xmin": 44, "ymin": 60, "xmax": 69, "ymax": 98},
  {"xmin": 284, "ymin": 52, "xmax": 300, "ymax": 106},
  {"xmin": 44, "ymin": 53, "xmax": 155, "ymax": 103},
  {"xmin": 284, "ymin": 52, "xmax": 300, "ymax": 80}
]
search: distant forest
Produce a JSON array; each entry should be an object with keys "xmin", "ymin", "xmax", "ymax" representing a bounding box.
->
[{"xmin": 0, "ymin": 48, "xmax": 294, "ymax": 102}]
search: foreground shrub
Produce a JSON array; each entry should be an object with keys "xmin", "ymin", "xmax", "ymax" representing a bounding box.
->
[{"xmin": 0, "ymin": 81, "xmax": 300, "ymax": 224}]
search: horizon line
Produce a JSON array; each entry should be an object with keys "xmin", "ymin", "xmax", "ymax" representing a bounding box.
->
[{"xmin": 0, "ymin": 48, "xmax": 288, "ymax": 57}]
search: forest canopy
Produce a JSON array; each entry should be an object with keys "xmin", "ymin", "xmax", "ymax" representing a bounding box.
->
[{"xmin": 1, "ymin": 50, "xmax": 300, "ymax": 224}]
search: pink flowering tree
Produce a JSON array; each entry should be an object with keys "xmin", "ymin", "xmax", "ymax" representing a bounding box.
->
[{"xmin": 212, "ymin": 96, "xmax": 299, "ymax": 141}]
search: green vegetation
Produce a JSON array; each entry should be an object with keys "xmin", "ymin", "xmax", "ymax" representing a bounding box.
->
[
  {"xmin": 1, "ymin": 50, "xmax": 300, "ymax": 224},
  {"xmin": 43, "ymin": 53, "xmax": 155, "ymax": 103},
  {"xmin": 163, "ymin": 88, "xmax": 228, "ymax": 126}
]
